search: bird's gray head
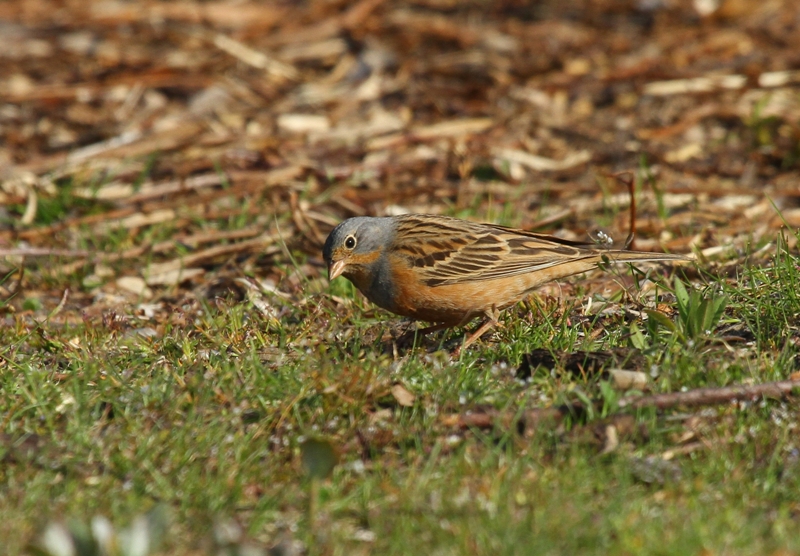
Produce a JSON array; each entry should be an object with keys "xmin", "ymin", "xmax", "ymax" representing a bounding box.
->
[{"xmin": 322, "ymin": 217, "xmax": 395, "ymax": 280}]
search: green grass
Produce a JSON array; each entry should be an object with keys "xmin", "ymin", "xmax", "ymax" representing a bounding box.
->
[{"xmin": 3, "ymin": 230, "xmax": 800, "ymax": 555}]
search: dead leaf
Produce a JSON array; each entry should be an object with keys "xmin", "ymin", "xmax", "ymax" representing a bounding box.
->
[{"xmin": 390, "ymin": 383, "xmax": 415, "ymax": 407}]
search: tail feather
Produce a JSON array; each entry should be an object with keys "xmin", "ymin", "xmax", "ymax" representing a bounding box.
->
[
  {"xmin": 595, "ymin": 249, "xmax": 690, "ymax": 263},
  {"xmin": 541, "ymin": 250, "xmax": 690, "ymax": 285}
]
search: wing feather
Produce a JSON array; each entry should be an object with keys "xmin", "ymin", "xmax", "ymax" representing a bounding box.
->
[{"xmin": 391, "ymin": 214, "xmax": 601, "ymax": 287}]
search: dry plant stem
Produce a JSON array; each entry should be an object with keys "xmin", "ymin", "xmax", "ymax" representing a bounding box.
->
[
  {"xmin": 49, "ymin": 288, "xmax": 69, "ymax": 319},
  {"xmin": 618, "ymin": 379, "xmax": 800, "ymax": 410},
  {"xmin": 0, "ymin": 248, "xmax": 92, "ymax": 257},
  {"xmin": 627, "ymin": 172, "xmax": 637, "ymax": 249},
  {"xmin": 458, "ymin": 407, "xmax": 566, "ymax": 431},
  {"xmin": 457, "ymin": 378, "xmax": 800, "ymax": 431},
  {"xmin": 606, "ymin": 171, "xmax": 637, "ymax": 249}
]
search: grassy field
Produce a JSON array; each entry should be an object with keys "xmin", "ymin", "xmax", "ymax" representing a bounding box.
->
[
  {"xmin": 3, "ymin": 219, "xmax": 799, "ymax": 554},
  {"xmin": 3, "ymin": 0, "xmax": 800, "ymax": 554}
]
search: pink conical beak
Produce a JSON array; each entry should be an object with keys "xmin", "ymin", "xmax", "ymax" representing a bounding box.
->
[{"xmin": 328, "ymin": 260, "xmax": 346, "ymax": 281}]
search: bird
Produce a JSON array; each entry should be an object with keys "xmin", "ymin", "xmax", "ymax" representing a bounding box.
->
[{"xmin": 322, "ymin": 213, "xmax": 689, "ymax": 352}]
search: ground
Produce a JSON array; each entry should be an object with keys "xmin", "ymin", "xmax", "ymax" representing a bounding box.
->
[{"xmin": 1, "ymin": 0, "xmax": 800, "ymax": 554}]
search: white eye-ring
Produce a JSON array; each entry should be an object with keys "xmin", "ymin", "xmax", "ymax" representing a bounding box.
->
[{"xmin": 344, "ymin": 235, "xmax": 357, "ymax": 249}]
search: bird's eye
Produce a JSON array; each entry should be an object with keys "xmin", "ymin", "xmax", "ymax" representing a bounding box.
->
[{"xmin": 344, "ymin": 235, "xmax": 357, "ymax": 249}]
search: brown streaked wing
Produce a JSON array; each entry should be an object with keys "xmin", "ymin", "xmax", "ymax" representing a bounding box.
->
[{"xmin": 391, "ymin": 214, "xmax": 601, "ymax": 287}]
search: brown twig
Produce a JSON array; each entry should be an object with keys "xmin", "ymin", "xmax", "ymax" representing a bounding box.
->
[
  {"xmin": 626, "ymin": 171, "xmax": 637, "ymax": 249},
  {"xmin": 618, "ymin": 379, "xmax": 800, "ymax": 410},
  {"xmin": 455, "ymin": 404, "xmax": 581, "ymax": 433},
  {"xmin": 604, "ymin": 171, "xmax": 637, "ymax": 249},
  {"xmin": 454, "ymin": 378, "xmax": 800, "ymax": 433},
  {"xmin": 0, "ymin": 248, "xmax": 92, "ymax": 257}
]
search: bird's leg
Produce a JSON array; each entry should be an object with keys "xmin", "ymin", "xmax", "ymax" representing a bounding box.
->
[
  {"xmin": 453, "ymin": 306, "xmax": 500, "ymax": 356},
  {"xmin": 416, "ymin": 322, "xmax": 453, "ymax": 335},
  {"xmin": 393, "ymin": 321, "xmax": 453, "ymax": 351}
]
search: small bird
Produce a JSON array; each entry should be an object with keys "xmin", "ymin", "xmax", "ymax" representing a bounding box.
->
[{"xmin": 323, "ymin": 214, "xmax": 689, "ymax": 352}]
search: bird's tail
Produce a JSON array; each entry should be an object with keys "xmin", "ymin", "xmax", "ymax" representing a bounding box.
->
[
  {"xmin": 595, "ymin": 249, "xmax": 691, "ymax": 265},
  {"xmin": 538, "ymin": 249, "xmax": 690, "ymax": 287}
]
